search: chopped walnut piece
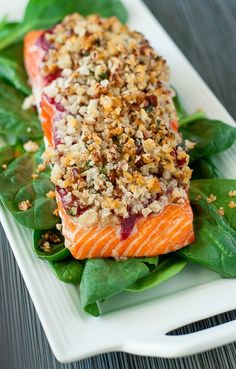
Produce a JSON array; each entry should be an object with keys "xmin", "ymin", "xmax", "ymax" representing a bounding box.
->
[
  {"xmin": 229, "ymin": 190, "xmax": 236, "ymax": 197},
  {"xmin": 2, "ymin": 164, "xmax": 7, "ymax": 170},
  {"xmin": 42, "ymin": 241, "xmax": 51, "ymax": 253},
  {"xmin": 18, "ymin": 200, "xmax": 31, "ymax": 211}
]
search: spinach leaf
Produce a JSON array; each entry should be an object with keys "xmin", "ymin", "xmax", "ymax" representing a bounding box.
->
[
  {"xmin": 180, "ymin": 119, "xmax": 236, "ymax": 162},
  {"xmin": 179, "ymin": 179, "xmax": 236, "ymax": 277},
  {"xmin": 0, "ymin": 80, "xmax": 42, "ymax": 141},
  {"xmin": 179, "ymin": 111, "xmax": 205, "ymax": 126},
  {"xmin": 190, "ymin": 179, "xmax": 236, "ymax": 230},
  {"xmin": 49, "ymin": 258, "xmax": 84, "ymax": 284},
  {"xmin": 0, "ymin": 147, "xmax": 59, "ymax": 230},
  {"xmin": 173, "ymin": 91, "xmax": 187, "ymax": 121},
  {"xmin": 0, "ymin": 0, "xmax": 128, "ymax": 51},
  {"xmin": 0, "ymin": 43, "xmax": 31, "ymax": 95},
  {"xmin": 0, "ymin": 21, "xmax": 18, "ymax": 41},
  {"xmin": 33, "ymin": 228, "xmax": 70, "ymax": 261},
  {"xmin": 0, "ymin": 145, "xmax": 16, "ymax": 173},
  {"xmin": 191, "ymin": 156, "xmax": 221, "ymax": 179},
  {"xmin": 127, "ymin": 256, "xmax": 186, "ymax": 292},
  {"xmin": 172, "ymin": 89, "xmax": 205, "ymax": 126},
  {"xmin": 80, "ymin": 258, "xmax": 150, "ymax": 316}
]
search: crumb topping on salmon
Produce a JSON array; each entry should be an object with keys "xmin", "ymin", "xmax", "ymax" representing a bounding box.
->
[{"xmin": 32, "ymin": 14, "xmax": 192, "ymax": 229}]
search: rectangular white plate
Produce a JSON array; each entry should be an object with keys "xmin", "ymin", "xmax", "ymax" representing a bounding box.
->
[{"xmin": 1, "ymin": 0, "xmax": 236, "ymax": 363}]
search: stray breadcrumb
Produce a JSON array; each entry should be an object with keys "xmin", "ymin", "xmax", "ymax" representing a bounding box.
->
[
  {"xmin": 36, "ymin": 163, "xmax": 46, "ymax": 173},
  {"xmin": 195, "ymin": 194, "xmax": 202, "ymax": 200},
  {"xmin": 53, "ymin": 208, "xmax": 59, "ymax": 216},
  {"xmin": 22, "ymin": 95, "xmax": 35, "ymax": 110},
  {"xmin": 207, "ymin": 194, "xmax": 217, "ymax": 203},
  {"xmin": 18, "ymin": 199, "xmax": 31, "ymax": 211},
  {"xmin": 217, "ymin": 207, "xmax": 224, "ymax": 216},
  {"xmin": 23, "ymin": 140, "xmax": 39, "ymax": 153},
  {"xmin": 229, "ymin": 190, "xmax": 236, "ymax": 197},
  {"xmin": 56, "ymin": 223, "xmax": 62, "ymax": 231},
  {"xmin": 47, "ymin": 191, "xmax": 56, "ymax": 199},
  {"xmin": 185, "ymin": 140, "xmax": 196, "ymax": 151},
  {"xmin": 228, "ymin": 201, "xmax": 236, "ymax": 209},
  {"xmin": 2, "ymin": 164, "xmax": 7, "ymax": 169},
  {"xmin": 31, "ymin": 173, "xmax": 39, "ymax": 179}
]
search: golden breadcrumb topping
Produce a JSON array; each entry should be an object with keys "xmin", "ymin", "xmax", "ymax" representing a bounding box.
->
[{"xmin": 41, "ymin": 14, "xmax": 192, "ymax": 227}]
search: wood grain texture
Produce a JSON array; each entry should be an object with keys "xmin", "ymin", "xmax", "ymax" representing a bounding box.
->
[{"xmin": 0, "ymin": 0, "xmax": 236, "ymax": 368}]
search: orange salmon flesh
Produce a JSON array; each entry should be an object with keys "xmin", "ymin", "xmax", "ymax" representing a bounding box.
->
[{"xmin": 24, "ymin": 29, "xmax": 194, "ymax": 259}]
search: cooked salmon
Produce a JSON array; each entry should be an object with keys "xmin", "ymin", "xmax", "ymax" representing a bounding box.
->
[{"xmin": 24, "ymin": 14, "xmax": 194, "ymax": 259}]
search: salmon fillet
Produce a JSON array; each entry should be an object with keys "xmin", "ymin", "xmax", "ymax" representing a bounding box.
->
[{"xmin": 24, "ymin": 14, "xmax": 194, "ymax": 259}]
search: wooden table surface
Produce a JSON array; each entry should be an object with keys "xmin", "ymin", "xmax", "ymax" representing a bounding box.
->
[{"xmin": 0, "ymin": 0, "xmax": 236, "ymax": 368}]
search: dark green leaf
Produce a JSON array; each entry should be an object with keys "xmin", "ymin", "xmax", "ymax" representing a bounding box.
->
[
  {"xmin": 0, "ymin": 147, "xmax": 59, "ymax": 229},
  {"xmin": 0, "ymin": 43, "xmax": 30, "ymax": 94},
  {"xmin": 172, "ymin": 89, "xmax": 205, "ymax": 126},
  {"xmin": 0, "ymin": 0, "xmax": 128, "ymax": 51},
  {"xmin": 179, "ymin": 111, "xmax": 206, "ymax": 126},
  {"xmin": 49, "ymin": 258, "xmax": 83, "ymax": 284},
  {"xmin": 191, "ymin": 156, "xmax": 221, "ymax": 179},
  {"xmin": 137, "ymin": 257, "xmax": 159, "ymax": 266},
  {"xmin": 179, "ymin": 179, "xmax": 236, "ymax": 277},
  {"xmin": 0, "ymin": 145, "xmax": 16, "ymax": 173},
  {"xmin": 80, "ymin": 258, "xmax": 150, "ymax": 316},
  {"xmin": 84, "ymin": 302, "xmax": 100, "ymax": 317},
  {"xmin": 190, "ymin": 179, "xmax": 236, "ymax": 230},
  {"xmin": 180, "ymin": 119, "xmax": 236, "ymax": 162},
  {"xmin": 0, "ymin": 21, "xmax": 18, "ymax": 41},
  {"xmin": 127, "ymin": 256, "xmax": 186, "ymax": 292},
  {"xmin": 33, "ymin": 228, "xmax": 70, "ymax": 261},
  {"xmin": 172, "ymin": 91, "xmax": 187, "ymax": 121},
  {"xmin": 0, "ymin": 80, "xmax": 42, "ymax": 141}
]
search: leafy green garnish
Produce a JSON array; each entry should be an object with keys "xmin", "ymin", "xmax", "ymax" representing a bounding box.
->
[
  {"xmin": 191, "ymin": 156, "xmax": 221, "ymax": 180},
  {"xmin": 173, "ymin": 91, "xmax": 187, "ymax": 121},
  {"xmin": 180, "ymin": 119, "xmax": 236, "ymax": 163},
  {"xmin": 179, "ymin": 179, "xmax": 236, "ymax": 277},
  {"xmin": 0, "ymin": 146, "xmax": 59, "ymax": 230},
  {"xmin": 49, "ymin": 258, "xmax": 84, "ymax": 284},
  {"xmin": 127, "ymin": 256, "xmax": 186, "ymax": 292},
  {"xmin": 0, "ymin": 80, "xmax": 42, "ymax": 142},
  {"xmin": 0, "ymin": 42, "xmax": 31, "ymax": 95},
  {"xmin": 0, "ymin": 145, "xmax": 17, "ymax": 173},
  {"xmin": 0, "ymin": 0, "xmax": 128, "ymax": 51},
  {"xmin": 179, "ymin": 111, "xmax": 206, "ymax": 126},
  {"xmin": 33, "ymin": 228, "xmax": 70, "ymax": 261},
  {"xmin": 80, "ymin": 258, "xmax": 150, "ymax": 316}
]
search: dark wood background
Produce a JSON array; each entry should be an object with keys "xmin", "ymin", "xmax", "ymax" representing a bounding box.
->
[{"xmin": 0, "ymin": 0, "xmax": 236, "ymax": 368}]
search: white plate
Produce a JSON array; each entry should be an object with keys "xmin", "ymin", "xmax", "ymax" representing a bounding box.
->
[{"xmin": 1, "ymin": 0, "xmax": 236, "ymax": 363}]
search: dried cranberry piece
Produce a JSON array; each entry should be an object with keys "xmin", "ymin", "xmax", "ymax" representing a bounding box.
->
[
  {"xmin": 120, "ymin": 214, "xmax": 139, "ymax": 240},
  {"xmin": 44, "ymin": 69, "xmax": 62, "ymax": 85},
  {"xmin": 44, "ymin": 94, "xmax": 66, "ymax": 112},
  {"xmin": 72, "ymin": 168, "xmax": 80, "ymax": 178},
  {"xmin": 36, "ymin": 32, "xmax": 51, "ymax": 52},
  {"xmin": 177, "ymin": 158, "xmax": 187, "ymax": 167}
]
